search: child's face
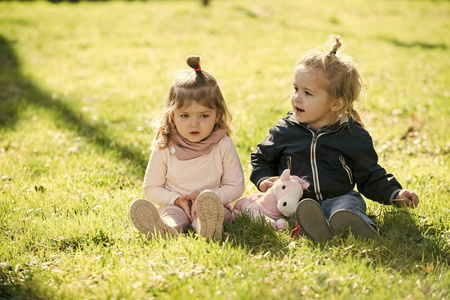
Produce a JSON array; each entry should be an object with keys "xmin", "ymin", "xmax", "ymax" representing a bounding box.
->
[
  {"xmin": 173, "ymin": 100, "xmax": 218, "ymax": 143},
  {"xmin": 291, "ymin": 65, "xmax": 338, "ymax": 130}
]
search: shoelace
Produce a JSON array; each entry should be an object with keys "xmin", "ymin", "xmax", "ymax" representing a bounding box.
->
[{"xmin": 290, "ymin": 222, "xmax": 302, "ymax": 239}]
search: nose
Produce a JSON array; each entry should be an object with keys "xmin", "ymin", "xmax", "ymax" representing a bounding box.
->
[
  {"xmin": 190, "ymin": 117, "xmax": 199, "ymax": 127},
  {"xmin": 292, "ymin": 92, "xmax": 301, "ymax": 103}
]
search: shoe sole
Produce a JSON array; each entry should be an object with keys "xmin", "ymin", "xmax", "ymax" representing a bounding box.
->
[
  {"xmin": 329, "ymin": 209, "xmax": 377, "ymax": 239},
  {"xmin": 129, "ymin": 199, "xmax": 178, "ymax": 239},
  {"xmin": 296, "ymin": 199, "xmax": 335, "ymax": 242},
  {"xmin": 195, "ymin": 190, "xmax": 224, "ymax": 241}
]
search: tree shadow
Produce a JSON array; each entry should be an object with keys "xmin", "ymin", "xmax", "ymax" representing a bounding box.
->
[
  {"xmin": 378, "ymin": 36, "xmax": 447, "ymax": 50},
  {"xmin": 0, "ymin": 35, "xmax": 148, "ymax": 178}
]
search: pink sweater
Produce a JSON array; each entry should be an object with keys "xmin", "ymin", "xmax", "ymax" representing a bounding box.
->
[{"xmin": 143, "ymin": 136, "xmax": 245, "ymax": 207}]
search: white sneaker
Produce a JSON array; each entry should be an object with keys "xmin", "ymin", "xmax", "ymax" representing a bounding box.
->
[
  {"xmin": 129, "ymin": 199, "xmax": 178, "ymax": 239},
  {"xmin": 195, "ymin": 190, "xmax": 224, "ymax": 241}
]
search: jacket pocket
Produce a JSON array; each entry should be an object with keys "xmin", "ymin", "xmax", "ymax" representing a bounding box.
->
[{"xmin": 339, "ymin": 154, "xmax": 354, "ymax": 185}]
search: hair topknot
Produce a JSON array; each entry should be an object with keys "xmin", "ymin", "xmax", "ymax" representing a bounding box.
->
[
  {"xmin": 329, "ymin": 35, "xmax": 342, "ymax": 55},
  {"xmin": 186, "ymin": 55, "xmax": 201, "ymax": 71},
  {"xmin": 296, "ymin": 35, "xmax": 365, "ymax": 127},
  {"xmin": 153, "ymin": 55, "xmax": 232, "ymax": 149}
]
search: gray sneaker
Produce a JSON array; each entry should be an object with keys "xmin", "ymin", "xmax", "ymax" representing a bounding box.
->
[
  {"xmin": 295, "ymin": 198, "xmax": 335, "ymax": 242},
  {"xmin": 195, "ymin": 190, "xmax": 224, "ymax": 241},
  {"xmin": 129, "ymin": 199, "xmax": 178, "ymax": 239},
  {"xmin": 329, "ymin": 209, "xmax": 378, "ymax": 239}
]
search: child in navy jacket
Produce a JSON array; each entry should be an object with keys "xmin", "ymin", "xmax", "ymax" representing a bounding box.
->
[{"xmin": 251, "ymin": 36, "xmax": 419, "ymax": 242}]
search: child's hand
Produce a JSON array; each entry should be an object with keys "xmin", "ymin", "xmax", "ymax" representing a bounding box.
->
[
  {"xmin": 259, "ymin": 176, "xmax": 280, "ymax": 192},
  {"xmin": 394, "ymin": 189, "xmax": 419, "ymax": 208},
  {"xmin": 175, "ymin": 194, "xmax": 198, "ymax": 221},
  {"xmin": 188, "ymin": 193, "xmax": 200, "ymax": 220}
]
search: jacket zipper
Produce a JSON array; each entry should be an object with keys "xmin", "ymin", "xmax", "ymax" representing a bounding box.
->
[
  {"xmin": 301, "ymin": 123, "xmax": 347, "ymax": 201},
  {"xmin": 339, "ymin": 154, "xmax": 354, "ymax": 185},
  {"xmin": 310, "ymin": 132, "xmax": 327, "ymax": 200}
]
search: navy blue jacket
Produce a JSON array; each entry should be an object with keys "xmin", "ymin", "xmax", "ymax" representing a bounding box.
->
[{"xmin": 250, "ymin": 111, "xmax": 402, "ymax": 205}]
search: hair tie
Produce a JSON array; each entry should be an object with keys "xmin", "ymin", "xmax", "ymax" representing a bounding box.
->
[
  {"xmin": 330, "ymin": 50, "xmax": 337, "ymax": 55},
  {"xmin": 195, "ymin": 66, "xmax": 202, "ymax": 72}
]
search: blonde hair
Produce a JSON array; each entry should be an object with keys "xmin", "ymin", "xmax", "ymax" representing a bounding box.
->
[
  {"xmin": 153, "ymin": 55, "xmax": 232, "ymax": 149},
  {"xmin": 297, "ymin": 35, "xmax": 365, "ymax": 127}
]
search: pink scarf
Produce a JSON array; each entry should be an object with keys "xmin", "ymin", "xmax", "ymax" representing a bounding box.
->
[{"xmin": 168, "ymin": 126, "xmax": 228, "ymax": 160}]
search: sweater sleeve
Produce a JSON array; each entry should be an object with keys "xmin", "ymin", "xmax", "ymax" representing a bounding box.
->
[
  {"xmin": 206, "ymin": 137, "xmax": 245, "ymax": 205},
  {"xmin": 142, "ymin": 149, "xmax": 181, "ymax": 207}
]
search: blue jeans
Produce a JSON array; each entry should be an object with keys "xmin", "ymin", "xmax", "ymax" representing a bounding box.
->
[{"xmin": 318, "ymin": 190, "xmax": 376, "ymax": 227}]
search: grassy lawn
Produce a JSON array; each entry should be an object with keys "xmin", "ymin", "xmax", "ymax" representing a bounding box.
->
[{"xmin": 0, "ymin": 0, "xmax": 449, "ymax": 299}]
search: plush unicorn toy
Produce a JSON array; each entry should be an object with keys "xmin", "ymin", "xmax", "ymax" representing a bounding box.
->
[{"xmin": 233, "ymin": 169, "xmax": 310, "ymax": 230}]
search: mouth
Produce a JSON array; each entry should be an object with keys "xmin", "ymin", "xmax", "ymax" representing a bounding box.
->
[
  {"xmin": 190, "ymin": 131, "xmax": 200, "ymax": 135},
  {"xmin": 294, "ymin": 106, "xmax": 305, "ymax": 113}
]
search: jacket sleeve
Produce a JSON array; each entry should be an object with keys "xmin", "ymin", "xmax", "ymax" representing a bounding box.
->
[
  {"xmin": 250, "ymin": 124, "xmax": 283, "ymax": 191},
  {"xmin": 351, "ymin": 129, "xmax": 402, "ymax": 205},
  {"xmin": 143, "ymin": 149, "xmax": 181, "ymax": 207},
  {"xmin": 207, "ymin": 137, "xmax": 245, "ymax": 205}
]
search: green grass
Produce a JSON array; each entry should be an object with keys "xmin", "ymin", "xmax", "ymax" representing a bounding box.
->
[{"xmin": 1, "ymin": 0, "xmax": 449, "ymax": 299}]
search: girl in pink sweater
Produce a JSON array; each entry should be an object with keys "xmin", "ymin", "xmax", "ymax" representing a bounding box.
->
[{"xmin": 130, "ymin": 56, "xmax": 245, "ymax": 241}]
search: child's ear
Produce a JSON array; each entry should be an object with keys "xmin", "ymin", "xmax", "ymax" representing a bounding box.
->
[{"xmin": 331, "ymin": 97, "xmax": 344, "ymax": 112}]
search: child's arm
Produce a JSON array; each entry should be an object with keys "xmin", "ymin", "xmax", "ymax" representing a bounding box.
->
[
  {"xmin": 207, "ymin": 137, "xmax": 245, "ymax": 204},
  {"xmin": 143, "ymin": 149, "xmax": 182, "ymax": 206},
  {"xmin": 250, "ymin": 127, "xmax": 283, "ymax": 191},
  {"xmin": 392, "ymin": 189, "xmax": 420, "ymax": 208},
  {"xmin": 349, "ymin": 128, "xmax": 404, "ymax": 205}
]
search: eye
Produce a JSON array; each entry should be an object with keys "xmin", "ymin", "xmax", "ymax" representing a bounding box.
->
[
  {"xmin": 305, "ymin": 91, "xmax": 312, "ymax": 96},
  {"xmin": 180, "ymin": 114, "xmax": 189, "ymax": 118},
  {"xmin": 282, "ymin": 185, "xmax": 286, "ymax": 190},
  {"xmin": 294, "ymin": 87, "xmax": 298, "ymax": 92},
  {"xmin": 201, "ymin": 114, "xmax": 210, "ymax": 118}
]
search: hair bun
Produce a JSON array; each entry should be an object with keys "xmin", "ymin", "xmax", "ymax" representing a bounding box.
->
[
  {"xmin": 186, "ymin": 55, "xmax": 201, "ymax": 71},
  {"xmin": 329, "ymin": 35, "xmax": 342, "ymax": 55}
]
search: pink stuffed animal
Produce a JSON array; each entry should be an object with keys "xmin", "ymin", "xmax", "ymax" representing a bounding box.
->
[{"xmin": 233, "ymin": 169, "xmax": 309, "ymax": 230}]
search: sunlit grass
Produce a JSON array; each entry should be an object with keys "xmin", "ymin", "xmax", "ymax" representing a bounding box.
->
[{"xmin": 0, "ymin": 0, "xmax": 449, "ymax": 299}]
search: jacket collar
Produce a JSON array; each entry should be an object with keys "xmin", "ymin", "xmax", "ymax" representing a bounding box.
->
[{"xmin": 286, "ymin": 110, "xmax": 350, "ymax": 133}]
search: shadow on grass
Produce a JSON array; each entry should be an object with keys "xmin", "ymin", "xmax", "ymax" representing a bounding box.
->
[
  {"xmin": 0, "ymin": 35, "xmax": 148, "ymax": 178},
  {"xmin": 378, "ymin": 208, "xmax": 450, "ymax": 265},
  {"xmin": 223, "ymin": 213, "xmax": 293, "ymax": 255},
  {"xmin": 1, "ymin": 267, "xmax": 48, "ymax": 300},
  {"xmin": 379, "ymin": 36, "xmax": 447, "ymax": 50},
  {"xmin": 224, "ymin": 207, "xmax": 450, "ymax": 268},
  {"xmin": 0, "ymin": 228, "xmax": 115, "ymax": 299},
  {"xmin": 330, "ymin": 208, "xmax": 450, "ymax": 272}
]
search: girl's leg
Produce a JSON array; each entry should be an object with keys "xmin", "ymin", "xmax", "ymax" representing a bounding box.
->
[
  {"xmin": 321, "ymin": 191, "xmax": 375, "ymax": 226},
  {"xmin": 191, "ymin": 190, "xmax": 224, "ymax": 241},
  {"xmin": 322, "ymin": 191, "xmax": 378, "ymax": 239},
  {"xmin": 191, "ymin": 205, "xmax": 232, "ymax": 231},
  {"xmin": 295, "ymin": 198, "xmax": 335, "ymax": 242},
  {"xmin": 129, "ymin": 199, "xmax": 178, "ymax": 239},
  {"xmin": 159, "ymin": 205, "xmax": 190, "ymax": 233}
]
